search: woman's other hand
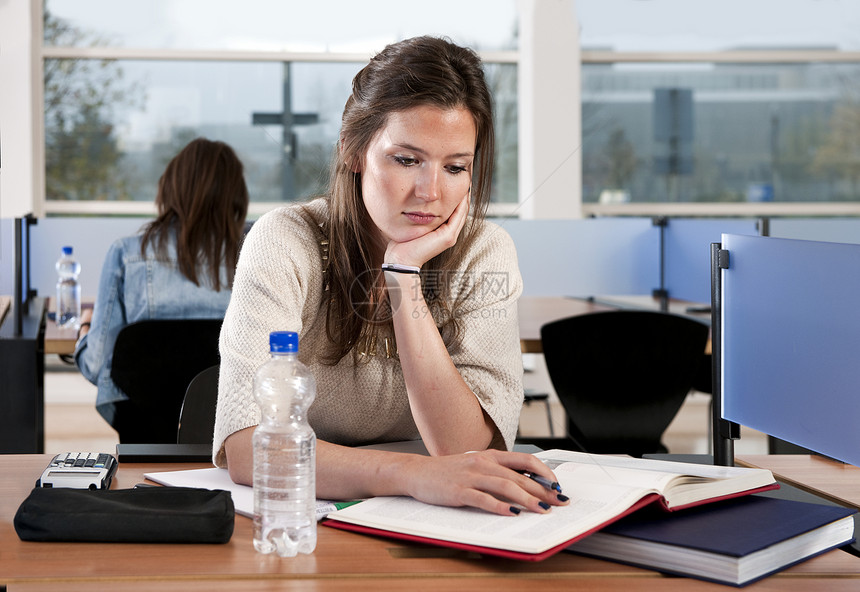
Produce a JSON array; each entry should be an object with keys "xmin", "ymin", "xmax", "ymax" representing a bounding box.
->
[
  {"xmin": 77, "ymin": 307, "xmax": 94, "ymax": 339},
  {"xmin": 393, "ymin": 449, "xmax": 569, "ymax": 516}
]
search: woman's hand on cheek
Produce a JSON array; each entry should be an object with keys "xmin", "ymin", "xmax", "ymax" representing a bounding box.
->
[{"xmin": 384, "ymin": 192, "xmax": 470, "ymax": 267}]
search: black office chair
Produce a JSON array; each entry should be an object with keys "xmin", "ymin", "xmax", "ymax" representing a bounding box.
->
[
  {"xmin": 109, "ymin": 319, "xmax": 223, "ymax": 444},
  {"xmin": 540, "ymin": 310, "xmax": 709, "ymax": 457},
  {"xmin": 177, "ymin": 364, "xmax": 220, "ymax": 445}
]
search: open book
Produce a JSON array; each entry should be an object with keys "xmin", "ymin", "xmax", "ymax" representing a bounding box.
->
[{"xmin": 324, "ymin": 450, "xmax": 779, "ymax": 561}]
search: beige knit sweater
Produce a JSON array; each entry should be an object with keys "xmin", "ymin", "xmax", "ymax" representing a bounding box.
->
[{"xmin": 213, "ymin": 199, "xmax": 524, "ymax": 467}]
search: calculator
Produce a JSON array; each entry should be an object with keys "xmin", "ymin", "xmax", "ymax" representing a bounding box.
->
[{"xmin": 37, "ymin": 452, "xmax": 118, "ymax": 490}]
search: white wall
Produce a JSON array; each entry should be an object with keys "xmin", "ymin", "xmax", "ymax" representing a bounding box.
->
[
  {"xmin": 518, "ymin": 0, "xmax": 581, "ymax": 219},
  {"xmin": 0, "ymin": 0, "xmax": 41, "ymax": 218}
]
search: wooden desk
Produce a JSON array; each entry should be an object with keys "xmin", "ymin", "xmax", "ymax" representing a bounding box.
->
[
  {"xmin": 42, "ymin": 296, "xmax": 708, "ymax": 357},
  {"xmin": 43, "ymin": 299, "xmax": 93, "ymax": 355},
  {"xmin": 43, "ymin": 323, "xmax": 78, "ymax": 355},
  {"xmin": 9, "ymin": 577, "xmax": 860, "ymax": 592},
  {"xmin": 517, "ymin": 295, "xmax": 711, "ymax": 354},
  {"xmin": 46, "ymin": 296, "xmax": 606, "ymax": 357},
  {"xmin": 737, "ymin": 454, "xmax": 860, "ymax": 511},
  {"xmin": 0, "ymin": 295, "xmax": 10, "ymax": 326},
  {"xmin": 2, "ymin": 455, "xmax": 858, "ymax": 589},
  {"xmin": 594, "ymin": 294, "xmax": 711, "ymax": 320},
  {"xmin": 517, "ymin": 297, "xmax": 616, "ymax": 353}
]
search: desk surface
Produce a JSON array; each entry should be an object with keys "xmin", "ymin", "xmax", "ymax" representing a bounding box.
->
[
  {"xmin": 44, "ymin": 323, "xmax": 78, "ymax": 355},
  {"xmin": 2, "ymin": 455, "xmax": 858, "ymax": 589},
  {"xmin": 0, "ymin": 295, "xmax": 10, "ymax": 326},
  {"xmin": 9, "ymin": 578, "xmax": 860, "ymax": 592},
  {"xmin": 737, "ymin": 454, "xmax": 860, "ymax": 511},
  {"xmin": 43, "ymin": 299, "xmax": 93, "ymax": 355},
  {"xmin": 43, "ymin": 296, "xmax": 707, "ymax": 356},
  {"xmin": 517, "ymin": 296, "xmax": 616, "ymax": 353},
  {"xmin": 517, "ymin": 295, "xmax": 711, "ymax": 354}
]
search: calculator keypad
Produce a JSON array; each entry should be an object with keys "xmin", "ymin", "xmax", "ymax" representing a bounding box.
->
[{"xmin": 51, "ymin": 452, "xmax": 105, "ymax": 468}]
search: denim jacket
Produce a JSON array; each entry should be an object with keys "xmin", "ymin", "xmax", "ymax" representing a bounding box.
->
[{"xmin": 74, "ymin": 231, "xmax": 232, "ymax": 425}]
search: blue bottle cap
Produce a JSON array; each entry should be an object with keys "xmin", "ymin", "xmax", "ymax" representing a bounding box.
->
[
  {"xmin": 62, "ymin": 246, "xmax": 73, "ymax": 255},
  {"xmin": 269, "ymin": 331, "xmax": 299, "ymax": 353}
]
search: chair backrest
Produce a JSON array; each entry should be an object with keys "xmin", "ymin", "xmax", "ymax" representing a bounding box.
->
[
  {"xmin": 540, "ymin": 310, "xmax": 709, "ymax": 457},
  {"xmin": 110, "ymin": 319, "xmax": 222, "ymax": 443},
  {"xmin": 178, "ymin": 364, "xmax": 220, "ymax": 445}
]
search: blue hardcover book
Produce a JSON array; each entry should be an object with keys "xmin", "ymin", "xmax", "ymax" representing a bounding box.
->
[{"xmin": 567, "ymin": 496, "xmax": 856, "ymax": 587}]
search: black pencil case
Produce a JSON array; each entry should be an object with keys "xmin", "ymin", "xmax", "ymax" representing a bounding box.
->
[{"xmin": 14, "ymin": 486, "xmax": 235, "ymax": 543}]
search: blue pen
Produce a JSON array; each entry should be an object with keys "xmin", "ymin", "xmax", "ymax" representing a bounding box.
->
[{"xmin": 518, "ymin": 471, "xmax": 562, "ymax": 493}]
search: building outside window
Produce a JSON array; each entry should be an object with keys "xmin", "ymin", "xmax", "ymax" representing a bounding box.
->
[
  {"xmin": 577, "ymin": 0, "xmax": 860, "ymax": 215},
  {"xmin": 581, "ymin": 62, "xmax": 860, "ymax": 205}
]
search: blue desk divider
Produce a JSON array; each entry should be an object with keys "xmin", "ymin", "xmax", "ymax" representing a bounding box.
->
[
  {"xmin": 495, "ymin": 217, "xmax": 657, "ymax": 297},
  {"xmin": 0, "ymin": 218, "xmax": 16, "ymax": 295},
  {"xmin": 665, "ymin": 219, "xmax": 758, "ymax": 303},
  {"xmin": 721, "ymin": 233, "xmax": 860, "ymax": 467}
]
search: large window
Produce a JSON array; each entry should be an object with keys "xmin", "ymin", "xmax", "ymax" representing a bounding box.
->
[
  {"xmin": 42, "ymin": 0, "xmax": 519, "ymax": 215},
  {"xmin": 44, "ymin": 58, "xmax": 359, "ymax": 204},
  {"xmin": 577, "ymin": 0, "xmax": 860, "ymax": 215},
  {"xmin": 581, "ymin": 62, "xmax": 860, "ymax": 205},
  {"xmin": 39, "ymin": 0, "xmax": 860, "ymax": 218}
]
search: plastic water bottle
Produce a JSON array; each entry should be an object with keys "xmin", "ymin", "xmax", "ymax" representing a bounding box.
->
[
  {"xmin": 55, "ymin": 246, "xmax": 81, "ymax": 329},
  {"xmin": 253, "ymin": 331, "xmax": 317, "ymax": 557}
]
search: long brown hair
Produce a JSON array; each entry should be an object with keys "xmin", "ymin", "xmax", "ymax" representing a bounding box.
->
[
  {"xmin": 320, "ymin": 36, "xmax": 495, "ymax": 364},
  {"xmin": 141, "ymin": 138, "xmax": 249, "ymax": 291}
]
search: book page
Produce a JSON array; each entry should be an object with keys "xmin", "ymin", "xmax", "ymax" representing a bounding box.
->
[
  {"xmin": 327, "ymin": 468, "xmax": 657, "ymax": 555},
  {"xmin": 554, "ymin": 462, "xmax": 679, "ymax": 492},
  {"xmin": 537, "ymin": 450, "xmax": 755, "ymax": 479},
  {"xmin": 536, "ymin": 450, "xmax": 775, "ymax": 508}
]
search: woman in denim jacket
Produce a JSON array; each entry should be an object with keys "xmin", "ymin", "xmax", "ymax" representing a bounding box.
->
[{"xmin": 74, "ymin": 138, "xmax": 249, "ymax": 429}]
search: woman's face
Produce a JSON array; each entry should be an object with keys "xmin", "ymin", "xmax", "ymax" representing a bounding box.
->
[{"xmin": 359, "ymin": 104, "xmax": 477, "ymax": 251}]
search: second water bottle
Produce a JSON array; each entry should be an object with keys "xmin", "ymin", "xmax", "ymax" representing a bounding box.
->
[
  {"xmin": 55, "ymin": 246, "xmax": 81, "ymax": 329},
  {"xmin": 252, "ymin": 331, "xmax": 317, "ymax": 557}
]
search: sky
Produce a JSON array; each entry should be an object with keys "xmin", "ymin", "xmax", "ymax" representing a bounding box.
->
[
  {"xmin": 46, "ymin": 0, "xmax": 860, "ymax": 52},
  {"xmin": 45, "ymin": 0, "xmax": 519, "ymax": 52},
  {"xmin": 577, "ymin": 0, "xmax": 860, "ymax": 51}
]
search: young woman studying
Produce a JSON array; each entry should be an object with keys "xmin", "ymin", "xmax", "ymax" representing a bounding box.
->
[{"xmin": 215, "ymin": 36, "xmax": 568, "ymax": 516}]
